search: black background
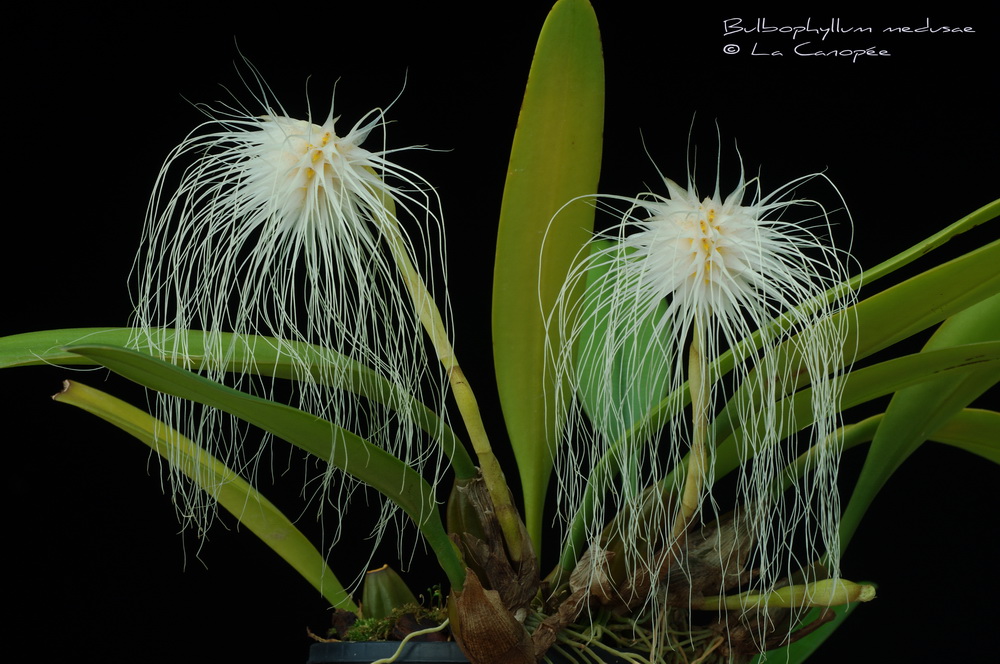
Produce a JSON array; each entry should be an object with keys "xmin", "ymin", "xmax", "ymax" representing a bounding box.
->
[{"xmin": 5, "ymin": 2, "xmax": 998, "ymax": 662}]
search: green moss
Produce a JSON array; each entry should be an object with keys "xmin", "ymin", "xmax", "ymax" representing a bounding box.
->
[
  {"xmin": 344, "ymin": 615, "xmax": 394, "ymax": 642},
  {"xmin": 341, "ymin": 602, "xmax": 449, "ymax": 642}
]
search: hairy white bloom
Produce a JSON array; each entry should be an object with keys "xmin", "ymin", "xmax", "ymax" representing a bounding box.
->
[
  {"xmin": 131, "ymin": 84, "xmax": 449, "ymax": 547},
  {"xmin": 549, "ymin": 152, "xmax": 856, "ymax": 641}
]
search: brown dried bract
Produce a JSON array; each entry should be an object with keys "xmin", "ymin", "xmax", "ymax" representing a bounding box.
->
[{"xmin": 451, "ymin": 568, "xmax": 535, "ymax": 664}]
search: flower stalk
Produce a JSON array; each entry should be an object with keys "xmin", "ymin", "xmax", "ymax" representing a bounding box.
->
[
  {"xmin": 674, "ymin": 318, "xmax": 710, "ymax": 539},
  {"xmin": 375, "ymin": 189, "xmax": 527, "ymax": 565}
]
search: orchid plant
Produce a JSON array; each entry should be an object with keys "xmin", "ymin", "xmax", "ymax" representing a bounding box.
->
[{"xmin": 3, "ymin": 1, "xmax": 998, "ymax": 663}]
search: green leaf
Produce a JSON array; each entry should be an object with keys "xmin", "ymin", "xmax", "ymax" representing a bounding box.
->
[
  {"xmin": 53, "ymin": 380, "xmax": 358, "ymax": 611},
  {"xmin": 626, "ymin": 234, "xmax": 1000, "ymax": 479},
  {"xmin": 713, "ymin": 341, "xmax": 1000, "ymax": 483},
  {"xmin": 557, "ymin": 228, "xmax": 1000, "ymax": 572},
  {"xmin": 844, "ymin": 197, "xmax": 999, "ymax": 291},
  {"xmin": 928, "ymin": 408, "xmax": 1000, "ymax": 464},
  {"xmin": 748, "ymin": 600, "xmax": 866, "ymax": 664},
  {"xmin": 760, "ymin": 410, "xmax": 997, "ymax": 663},
  {"xmin": 839, "ymin": 293, "xmax": 1000, "ymax": 551},
  {"xmin": 63, "ymin": 343, "xmax": 467, "ymax": 589},
  {"xmin": 706, "ymin": 236, "xmax": 1000, "ymax": 454},
  {"xmin": 783, "ymin": 408, "xmax": 998, "ymax": 497},
  {"xmin": 846, "ymin": 239, "xmax": 1000, "ymax": 362},
  {"xmin": 575, "ymin": 242, "xmax": 672, "ymax": 440},
  {"xmin": 836, "ymin": 410, "xmax": 1000, "ymax": 466},
  {"xmin": 0, "ymin": 328, "xmax": 135, "ymax": 368},
  {"xmin": 491, "ymin": 0, "xmax": 604, "ymax": 551},
  {"xmin": 0, "ymin": 328, "xmax": 474, "ymax": 478}
]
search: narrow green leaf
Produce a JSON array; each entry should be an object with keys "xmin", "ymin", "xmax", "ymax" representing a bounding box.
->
[
  {"xmin": 714, "ymin": 341, "xmax": 1000, "ymax": 483},
  {"xmin": 928, "ymin": 408, "xmax": 1000, "ymax": 464},
  {"xmin": 707, "ymin": 237, "xmax": 1000, "ymax": 453},
  {"xmin": 491, "ymin": 0, "xmax": 604, "ymax": 550},
  {"xmin": 63, "ymin": 344, "xmax": 467, "ymax": 590},
  {"xmin": 782, "ymin": 408, "xmax": 998, "ymax": 498},
  {"xmin": 0, "ymin": 328, "xmax": 134, "ymax": 368},
  {"xmin": 53, "ymin": 380, "xmax": 358, "ymax": 611},
  {"xmin": 0, "ymin": 328, "xmax": 473, "ymax": 478},
  {"xmin": 840, "ymin": 293, "xmax": 1000, "ymax": 551},
  {"xmin": 846, "ymin": 239, "xmax": 1000, "ymax": 361},
  {"xmin": 759, "ymin": 406, "xmax": 996, "ymax": 663},
  {"xmin": 748, "ymin": 600, "xmax": 866, "ymax": 664},
  {"xmin": 831, "ymin": 409, "xmax": 1000, "ymax": 467},
  {"xmin": 845, "ymin": 197, "xmax": 999, "ymax": 290},
  {"xmin": 777, "ymin": 415, "xmax": 886, "ymax": 497}
]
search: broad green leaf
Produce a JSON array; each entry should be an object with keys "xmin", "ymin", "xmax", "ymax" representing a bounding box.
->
[
  {"xmin": 63, "ymin": 344, "xmax": 467, "ymax": 589},
  {"xmin": 839, "ymin": 293, "xmax": 1000, "ymax": 551},
  {"xmin": 0, "ymin": 328, "xmax": 474, "ymax": 478},
  {"xmin": 492, "ymin": 0, "xmax": 604, "ymax": 550},
  {"xmin": 52, "ymin": 380, "xmax": 358, "ymax": 611},
  {"xmin": 575, "ymin": 242, "xmax": 671, "ymax": 439}
]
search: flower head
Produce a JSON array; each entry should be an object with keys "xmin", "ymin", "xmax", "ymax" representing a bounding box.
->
[
  {"xmin": 132, "ymin": 82, "xmax": 449, "ymax": 545},
  {"xmin": 626, "ymin": 175, "xmax": 833, "ymax": 321},
  {"xmin": 549, "ymin": 148, "xmax": 857, "ymax": 645}
]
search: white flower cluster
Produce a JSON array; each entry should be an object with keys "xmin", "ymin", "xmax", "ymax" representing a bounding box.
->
[
  {"xmin": 132, "ymin": 82, "xmax": 449, "ymax": 548},
  {"xmin": 549, "ymin": 153, "xmax": 856, "ymax": 637}
]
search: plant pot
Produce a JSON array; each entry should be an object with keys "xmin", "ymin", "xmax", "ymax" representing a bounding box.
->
[
  {"xmin": 308, "ymin": 641, "xmax": 468, "ymax": 663},
  {"xmin": 307, "ymin": 641, "xmax": 641, "ymax": 663}
]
